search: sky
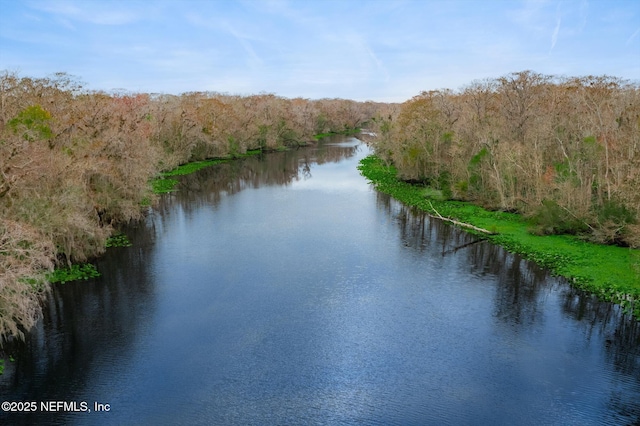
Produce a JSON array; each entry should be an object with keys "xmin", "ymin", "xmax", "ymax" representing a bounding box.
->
[{"xmin": 0, "ymin": 0, "xmax": 638, "ymax": 102}]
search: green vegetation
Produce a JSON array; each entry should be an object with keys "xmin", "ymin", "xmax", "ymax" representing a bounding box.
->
[
  {"xmin": 105, "ymin": 233, "xmax": 133, "ymax": 248},
  {"xmin": 314, "ymin": 127, "xmax": 361, "ymax": 140},
  {"xmin": 313, "ymin": 133, "xmax": 333, "ymax": 140},
  {"xmin": 151, "ymin": 150, "xmax": 263, "ymax": 194},
  {"xmin": 47, "ymin": 263, "xmax": 100, "ymax": 284},
  {"xmin": 152, "ymin": 177, "xmax": 180, "ymax": 194},
  {"xmin": 359, "ymin": 155, "xmax": 640, "ymax": 318},
  {"xmin": 7, "ymin": 104, "xmax": 53, "ymax": 142},
  {"xmin": 0, "ymin": 70, "xmax": 383, "ymax": 344},
  {"xmin": 371, "ymin": 71, "xmax": 640, "ymax": 248},
  {"xmin": 47, "ymin": 233, "xmax": 131, "ymax": 284},
  {"xmin": 0, "ymin": 355, "xmax": 15, "ymax": 375}
]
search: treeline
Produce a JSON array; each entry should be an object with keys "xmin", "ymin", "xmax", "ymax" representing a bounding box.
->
[
  {"xmin": 0, "ymin": 71, "xmax": 381, "ymax": 342},
  {"xmin": 370, "ymin": 71, "xmax": 640, "ymax": 248},
  {"xmin": 3, "ymin": 69, "xmax": 637, "ymax": 342}
]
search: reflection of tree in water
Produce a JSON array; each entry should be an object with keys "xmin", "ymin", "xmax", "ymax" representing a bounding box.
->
[
  {"xmin": 0, "ymin": 221, "xmax": 157, "ymax": 425},
  {"xmin": 156, "ymin": 140, "xmax": 360, "ymax": 220},
  {"xmin": 578, "ymin": 301, "xmax": 640, "ymax": 424},
  {"xmin": 468, "ymin": 242, "xmax": 549, "ymax": 327},
  {"xmin": 381, "ymin": 191, "xmax": 547, "ymax": 327},
  {"xmin": 377, "ymin": 190, "xmax": 639, "ymax": 336},
  {"xmin": 561, "ymin": 286, "xmax": 640, "ymax": 406},
  {"xmin": 376, "ymin": 191, "xmax": 640, "ymax": 422},
  {"xmin": 376, "ymin": 191, "xmax": 478, "ymax": 255},
  {"xmin": 300, "ymin": 158, "xmax": 312, "ymax": 180}
]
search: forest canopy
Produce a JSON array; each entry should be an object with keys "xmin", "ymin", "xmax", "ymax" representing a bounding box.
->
[
  {"xmin": 1, "ymin": 69, "xmax": 638, "ymax": 344},
  {"xmin": 369, "ymin": 71, "xmax": 640, "ymax": 248},
  {"xmin": 0, "ymin": 70, "xmax": 382, "ymax": 342}
]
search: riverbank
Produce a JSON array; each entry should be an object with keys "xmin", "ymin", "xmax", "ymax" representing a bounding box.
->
[
  {"xmin": 1, "ymin": 71, "xmax": 385, "ymax": 345},
  {"xmin": 358, "ymin": 155, "xmax": 640, "ymax": 318},
  {"xmin": 48, "ymin": 148, "xmax": 274, "ymax": 284},
  {"xmin": 151, "ymin": 149, "xmax": 265, "ymax": 194},
  {"xmin": 48, "ymin": 137, "xmax": 332, "ymax": 284}
]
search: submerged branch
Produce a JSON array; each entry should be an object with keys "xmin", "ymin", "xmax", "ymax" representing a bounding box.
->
[{"xmin": 441, "ymin": 239, "xmax": 483, "ymax": 256}]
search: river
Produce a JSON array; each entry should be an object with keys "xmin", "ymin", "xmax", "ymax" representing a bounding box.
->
[{"xmin": 1, "ymin": 137, "xmax": 639, "ymax": 425}]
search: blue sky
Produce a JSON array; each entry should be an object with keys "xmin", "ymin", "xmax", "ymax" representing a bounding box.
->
[{"xmin": 1, "ymin": 0, "xmax": 638, "ymax": 102}]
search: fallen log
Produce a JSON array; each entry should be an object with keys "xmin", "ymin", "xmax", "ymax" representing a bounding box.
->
[{"xmin": 426, "ymin": 200, "xmax": 495, "ymax": 235}]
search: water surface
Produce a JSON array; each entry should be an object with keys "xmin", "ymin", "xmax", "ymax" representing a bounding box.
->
[{"xmin": 2, "ymin": 137, "xmax": 639, "ymax": 425}]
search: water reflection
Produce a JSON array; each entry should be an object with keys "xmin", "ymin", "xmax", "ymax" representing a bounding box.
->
[
  {"xmin": 1, "ymin": 137, "xmax": 638, "ymax": 425},
  {"xmin": 156, "ymin": 138, "xmax": 361, "ymax": 219},
  {"xmin": 377, "ymin": 191, "xmax": 640, "ymax": 424},
  {"xmin": 0, "ymin": 221, "xmax": 157, "ymax": 425},
  {"xmin": 0, "ymin": 137, "xmax": 365, "ymax": 425}
]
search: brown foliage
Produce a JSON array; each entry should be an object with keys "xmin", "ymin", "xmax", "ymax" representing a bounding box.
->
[
  {"xmin": 0, "ymin": 70, "xmax": 380, "ymax": 343},
  {"xmin": 374, "ymin": 71, "xmax": 640, "ymax": 247},
  {"xmin": 0, "ymin": 219, "xmax": 54, "ymax": 343}
]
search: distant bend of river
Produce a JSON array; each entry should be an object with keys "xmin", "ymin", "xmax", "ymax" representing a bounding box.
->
[{"xmin": 1, "ymin": 136, "xmax": 639, "ymax": 425}]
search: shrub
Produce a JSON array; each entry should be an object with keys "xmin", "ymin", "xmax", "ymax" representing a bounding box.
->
[
  {"xmin": 528, "ymin": 199, "xmax": 589, "ymax": 236},
  {"xmin": 590, "ymin": 198, "xmax": 637, "ymax": 245}
]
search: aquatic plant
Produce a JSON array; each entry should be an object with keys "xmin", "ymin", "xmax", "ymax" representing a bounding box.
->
[
  {"xmin": 359, "ymin": 154, "xmax": 640, "ymax": 318},
  {"xmin": 106, "ymin": 233, "xmax": 133, "ymax": 248},
  {"xmin": 151, "ymin": 150, "xmax": 264, "ymax": 194},
  {"xmin": 0, "ymin": 70, "xmax": 381, "ymax": 344},
  {"xmin": 47, "ymin": 264, "xmax": 100, "ymax": 284},
  {"xmin": 0, "ymin": 356, "xmax": 15, "ymax": 375},
  {"xmin": 151, "ymin": 178, "xmax": 180, "ymax": 194}
]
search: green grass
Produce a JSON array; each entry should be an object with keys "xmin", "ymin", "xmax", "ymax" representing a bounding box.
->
[
  {"xmin": 314, "ymin": 132, "xmax": 334, "ymax": 140},
  {"xmin": 314, "ymin": 128, "xmax": 361, "ymax": 140},
  {"xmin": 152, "ymin": 178, "xmax": 180, "ymax": 194},
  {"xmin": 151, "ymin": 150, "xmax": 263, "ymax": 194},
  {"xmin": 161, "ymin": 158, "xmax": 229, "ymax": 177},
  {"xmin": 358, "ymin": 155, "xmax": 640, "ymax": 318}
]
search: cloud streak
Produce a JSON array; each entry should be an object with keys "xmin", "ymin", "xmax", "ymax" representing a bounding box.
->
[
  {"xmin": 224, "ymin": 22, "xmax": 264, "ymax": 69},
  {"xmin": 550, "ymin": 5, "xmax": 561, "ymax": 53},
  {"xmin": 28, "ymin": 0, "xmax": 142, "ymax": 26},
  {"xmin": 627, "ymin": 27, "xmax": 640, "ymax": 46}
]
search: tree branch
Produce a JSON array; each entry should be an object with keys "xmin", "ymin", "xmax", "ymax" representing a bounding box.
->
[{"xmin": 427, "ymin": 200, "xmax": 495, "ymax": 235}]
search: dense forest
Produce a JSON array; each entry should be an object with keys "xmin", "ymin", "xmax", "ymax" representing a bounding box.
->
[
  {"xmin": 369, "ymin": 71, "xmax": 639, "ymax": 248},
  {"xmin": 0, "ymin": 71, "xmax": 382, "ymax": 342},
  {"xmin": 1, "ymin": 69, "xmax": 638, "ymax": 344}
]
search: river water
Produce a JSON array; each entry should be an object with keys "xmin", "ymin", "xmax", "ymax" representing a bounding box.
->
[{"xmin": 1, "ymin": 137, "xmax": 639, "ymax": 425}]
